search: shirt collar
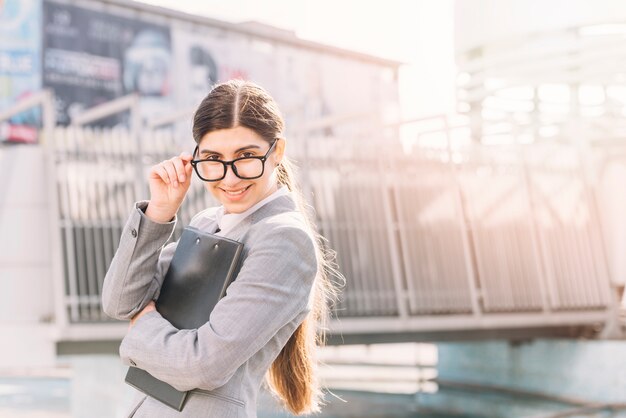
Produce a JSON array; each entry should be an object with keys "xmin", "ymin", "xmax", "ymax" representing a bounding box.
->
[{"xmin": 215, "ymin": 185, "xmax": 290, "ymax": 235}]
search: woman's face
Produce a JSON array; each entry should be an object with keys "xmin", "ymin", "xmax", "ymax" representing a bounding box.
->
[{"xmin": 196, "ymin": 126, "xmax": 284, "ymax": 214}]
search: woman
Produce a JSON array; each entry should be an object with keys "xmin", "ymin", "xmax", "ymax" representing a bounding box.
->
[{"xmin": 101, "ymin": 79, "xmax": 342, "ymax": 417}]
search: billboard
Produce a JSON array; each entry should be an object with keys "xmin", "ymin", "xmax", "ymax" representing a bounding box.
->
[
  {"xmin": 1, "ymin": 0, "xmax": 398, "ymax": 139},
  {"xmin": 42, "ymin": 1, "xmax": 173, "ymax": 126},
  {"xmin": 0, "ymin": 0, "xmax": 42, "ymax": 142}
]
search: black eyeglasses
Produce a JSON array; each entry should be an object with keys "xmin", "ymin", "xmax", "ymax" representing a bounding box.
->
[{"xmin": 191, "ymin": 139, "xmax": 278, "ymax": 182}]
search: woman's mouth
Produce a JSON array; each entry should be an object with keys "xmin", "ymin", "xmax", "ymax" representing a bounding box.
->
[{"xmin": 221, "ymin": 185, "xmax": 252, "ymax": 201}]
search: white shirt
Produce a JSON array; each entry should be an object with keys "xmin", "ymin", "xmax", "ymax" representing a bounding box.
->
[{"xmin": 215, "ymin": 185, "xmax": 290, "ymax": 236}]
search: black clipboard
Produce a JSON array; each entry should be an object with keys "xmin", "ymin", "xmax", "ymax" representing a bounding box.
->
[{"xmin": 124, "ymin": 226, "xmax": 243, "ymax": 411}]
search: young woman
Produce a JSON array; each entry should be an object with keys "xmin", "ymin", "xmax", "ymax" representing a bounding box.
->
[{"xmin": 101, "ymin": 79, "xmax": 342, "ymax": 417}]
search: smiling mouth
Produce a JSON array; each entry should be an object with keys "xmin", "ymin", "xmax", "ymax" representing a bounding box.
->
[{"xmin": 220, "ymin": 185, "xmax": 251, "ymax": 196}]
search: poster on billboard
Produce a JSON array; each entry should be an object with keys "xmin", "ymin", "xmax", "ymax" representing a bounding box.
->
[
  {"xmin": 170, "ymin": 27, "xmax": 335, "ymax": 138},
  {"xmin": 172, "ymin": 28, "xmax": 255, "ymax": 110},
  {"xmin": 172, "ymin": 27, "xmax": 312, "ymax": 117},
  {"xmin": 42, "ymin": 0, "xmax": 173, "ymax": 127},
  {"xmin": 0, "ymin": 0, "xmax": 42, "ymax": 143}
]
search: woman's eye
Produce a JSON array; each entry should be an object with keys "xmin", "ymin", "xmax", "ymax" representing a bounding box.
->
[
  {"xmin": 241, "ymin": 152, "xmax": 255, "ymax": 158},
  {"xmin": 206, "ymin": 155, "xmax": 219, "ymax": 160}
]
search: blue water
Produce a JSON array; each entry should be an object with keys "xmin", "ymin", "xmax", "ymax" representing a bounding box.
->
[{"xmin": 0, "ymin": 376, "xmax": 69, "ymax": 417}]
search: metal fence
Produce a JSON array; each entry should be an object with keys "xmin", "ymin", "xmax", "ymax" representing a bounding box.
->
[
  {"xmin": 302, "ymin": 134, "xmax": 615, "ymax": 322},
  {"xmin": 43, "ymin": 125, "xmax": 619, "ymax": 329}
]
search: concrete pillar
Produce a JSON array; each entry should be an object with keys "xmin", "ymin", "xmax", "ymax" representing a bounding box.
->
[{"xmin": 0, "ymin": 144, "xmax": 56, "ymax": 367}]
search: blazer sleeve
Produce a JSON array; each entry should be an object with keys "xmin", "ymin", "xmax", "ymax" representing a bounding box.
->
[
  {"xmin": 117, "ymin": 222, "xmax": 318, "ymax": 392},
  {"xmin": 101, "ymin": 200, "xmax": 178, "ymax": 321}
]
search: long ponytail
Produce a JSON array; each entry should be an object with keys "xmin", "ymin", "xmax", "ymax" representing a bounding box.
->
[{"xmin": 267, "ymin": 155, "xmax": 343, "ymax": 414}]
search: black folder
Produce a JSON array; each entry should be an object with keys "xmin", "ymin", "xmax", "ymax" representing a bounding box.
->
[{"xmin": 124, "ymin": 225, "xmax": 243, "ymax": 411}]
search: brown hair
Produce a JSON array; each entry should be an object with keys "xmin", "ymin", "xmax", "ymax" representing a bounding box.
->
[{"xmin": 192, "ymin": 79, "xmax": 343, "ymax": 414}]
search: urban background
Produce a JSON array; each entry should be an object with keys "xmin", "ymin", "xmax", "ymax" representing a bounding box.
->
[{"xmin": 3, "ymin": 0, "xmax": 626, "ymax": 417}]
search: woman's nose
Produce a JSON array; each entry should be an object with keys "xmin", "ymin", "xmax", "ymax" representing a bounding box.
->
[{"xmin": 221, "ymin": 164, "xmax": 241, "ymax": 185}]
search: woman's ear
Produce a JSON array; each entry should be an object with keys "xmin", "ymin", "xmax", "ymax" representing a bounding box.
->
[{"xmin": 274, "ymin": 138, "xmax": 286, "ymax": 166}]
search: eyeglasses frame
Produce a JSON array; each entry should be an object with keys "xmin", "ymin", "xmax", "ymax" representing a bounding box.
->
[{"xmin": 190, "ymin": 138, "xmax": 279, "ymax": 182}]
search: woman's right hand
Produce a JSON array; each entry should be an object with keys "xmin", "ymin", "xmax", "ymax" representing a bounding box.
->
[{"xmin": 145, "ymin": 151, "xmax": 194, "ymax": 223}]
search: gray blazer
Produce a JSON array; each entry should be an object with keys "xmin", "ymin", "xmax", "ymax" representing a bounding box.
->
[{"xmin": 101, "ymin": 192, "xmax": 318, "ymax": 418}]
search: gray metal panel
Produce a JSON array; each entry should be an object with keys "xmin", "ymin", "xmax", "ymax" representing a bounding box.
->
[
  {"xmin": 527, "ymin": 144, "xmax": 612, "ymax": 310},
  {"xmin": 308, "ymin": 154, "xmax": 401, "ymax": 317},
  {"xmin": 459, "ymin": 160, "xmax": 545, "ymax": 312},
  {"xmin": 393, "ymin": 155, "xmax": 474, "ymax": 315}
]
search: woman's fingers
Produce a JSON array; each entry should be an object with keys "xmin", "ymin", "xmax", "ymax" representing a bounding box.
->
[
  {"xmin": 153, "ymin": 162, "xmax": 170, "ymax": 185},
  {"xmin": 172, "ymin": 157, "xmax": 187, "ymax": 183},
  {"xmin": 151, "ymin": 153, "xmax": 194, "ymax": 188},
  {"xmin": 162, "ymin": 160, "xmax": 179, "ymax": 187}
]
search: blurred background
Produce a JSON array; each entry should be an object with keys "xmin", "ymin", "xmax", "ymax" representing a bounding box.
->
[{"xmin": 3, "ymin": 0, "xmax": 626, "ymax": 416}]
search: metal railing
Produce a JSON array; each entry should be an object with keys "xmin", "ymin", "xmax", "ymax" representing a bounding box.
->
[
  {"xmin": 49, "ymin": 120, "xmax": 620, "ymax": 339},
  {"xmin": 456, "ymin": 24, "xmax": 626, "ymax": 146},
  {"xmin": 49, "ymin": 126, "xmax": 220, "ymax": 323}
]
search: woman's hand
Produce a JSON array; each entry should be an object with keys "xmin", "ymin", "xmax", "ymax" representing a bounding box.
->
[
  {"xmin": 146, "ymin": 151, "xmax": 194, "ymax": 223},
  {"xmin": 129, "ymin": 300, "xmax": 156, "ymax": 330}
]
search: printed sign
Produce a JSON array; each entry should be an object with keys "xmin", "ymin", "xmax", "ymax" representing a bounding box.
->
[{"xmin": 42, "ymin": 1, "xmax": 172, "ymax": 126}]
